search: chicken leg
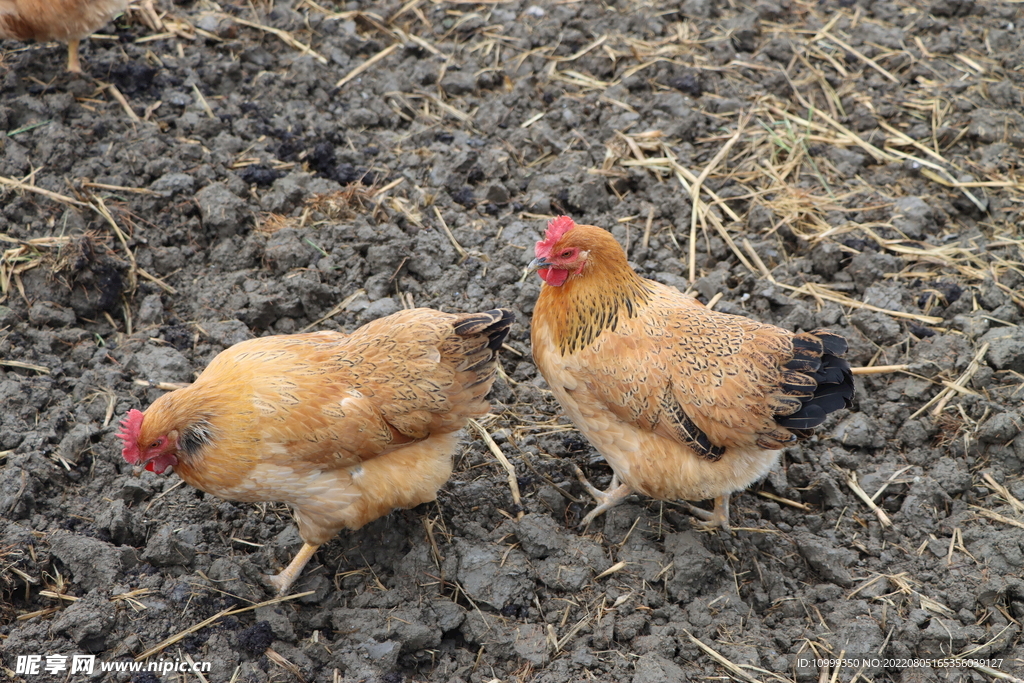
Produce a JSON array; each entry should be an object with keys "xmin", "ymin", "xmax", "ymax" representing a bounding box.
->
[
  {"xmin": 574, "ymin": 466, "xmax": 633, "ymax": 528},
  {"xmin": 266, "ymin": 542, "xmax": 319, "ymax": 595},
  {"xmin": 685, "ymin": 495, "xmax": 731, "ymax": 532},
  {"xmin": 67, "ymin": 38, "xmax": 82, "ymax": 73}
]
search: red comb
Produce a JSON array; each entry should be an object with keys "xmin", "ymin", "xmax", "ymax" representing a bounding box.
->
[
  {"xmin": 535, "ymin": 215, "xmax": 576, "ymax": 258},
  {"xmin": 118, "ymin": 409, "xmax": 145, "ymax": 463}
]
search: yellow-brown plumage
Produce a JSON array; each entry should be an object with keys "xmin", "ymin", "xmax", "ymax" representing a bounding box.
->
[
  {"xmin": 120, "ymin": 307, "xmax": 513, "ymax": 593},
  {"xmin": 0, "ymin": 0, "xmax": 128, "ymax": 72},
  {"xmin": 530, "ymin": 218, "xmax": 853, "ymax": 528}
]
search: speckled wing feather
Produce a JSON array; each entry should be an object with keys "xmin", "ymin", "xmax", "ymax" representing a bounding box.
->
[
  {"xmin": 0, "ymin": 0, "xmax": 33, "ymax": 40},
  {"xmin": 188, "ymin": 308, "xmax": 512, "ymax": 470},
  {"xmin": 563, "ymin": 282, "xmax": 847, "ymax": 456}
]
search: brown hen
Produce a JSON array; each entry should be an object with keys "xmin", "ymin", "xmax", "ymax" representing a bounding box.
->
[
  {"xmin": 0, "ymin": 0, "xmax": 128, "ymax": 72},
  {"xmin": 529, "ymin": 217, "xmax": 853, "ymax": 529},
  {"xmin": 119, "ymin": 307, "xmax": 513, "ymax": 594}
]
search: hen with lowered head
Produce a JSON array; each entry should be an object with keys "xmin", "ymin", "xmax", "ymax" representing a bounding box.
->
[
  {"xmin": 0, "ymin": 0, "xmax": 128, "ymax": 72},
  {"xmin": 529, "ymin": 217, "xmax": 853, "ymax": 529},
  {"xmin": 119, "ymin": 307, "xmax": 513, "ymax": 594}
]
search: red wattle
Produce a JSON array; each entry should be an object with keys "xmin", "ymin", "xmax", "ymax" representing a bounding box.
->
[{"xmin": 538, "ymin": 268, "xmax": 569, "ymax": 287}]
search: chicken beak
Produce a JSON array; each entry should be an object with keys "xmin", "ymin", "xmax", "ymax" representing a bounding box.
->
[
  {"xmin": 521, "ymin": 257, "xmax": 553, "ymax": 282},
  {"xmin": 528, "ymin": 257, "xmax": 553, "ymax": 273},
  {"xmin": 525, "ymin": 257, "xmax": 553, "ymax": 276}
]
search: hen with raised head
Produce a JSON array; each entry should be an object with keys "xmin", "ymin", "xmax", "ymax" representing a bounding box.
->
[
  {"xmin": 529, "ymin": 217, "xmax": 853, "ymax": 529},
  {"xmin": 119, "ymin": 307, "xmax": 513, "ymax": 594}
]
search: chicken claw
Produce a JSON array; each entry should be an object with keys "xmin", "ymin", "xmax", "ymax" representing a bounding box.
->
[
  {"xmin": 574, "ymin": 466, "xmax": 633, "ymax": 528},
  {"xmin": 684, "ymin": 495, "xmax": 732, "ymax": 532},
  {"xmin": 266, "ymin": 542, "xmax": 319, "ymax": 595}
]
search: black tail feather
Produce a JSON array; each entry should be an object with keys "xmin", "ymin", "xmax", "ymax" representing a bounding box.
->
[
  {"xmin": 818, "ymin": 365, "xmax": 848, "ymax": 385},
  {"xmin": 774, "ymin": 330, "xmax": 854, "ymax": 435},
  {"xmin": 454, "ymin": 309, "xmax": 514, "ymax": 341},
  {"xmin": 775, "ymin": 404, "xmax": 827, "ymax": 431},
  {"xmin": 452, "ymin": 309, "xmax": 514, "ymax": 380},
  {"xmin": 815, "ymin": 331, "xmax": 849, "ymax": 356}
]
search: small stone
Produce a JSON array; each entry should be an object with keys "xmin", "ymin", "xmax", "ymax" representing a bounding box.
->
[
  {"xmin": 0, "ymin": 305, "xmax": 16, "ymax": 326},
  {"xmin": 48, "ymin": 532, "xmax": 138, "ymax": 593},
  {"xmin": 896, "ymin": 420, "xmax": 930, "ymax": 449},
  {"xmin": 265, "ymin": 229, "xmax": 315, "ymax": 273},
  {"xmin": 632, "ymin": 654, "xmax": 687, "ymax": 683},
  {"xmin": 141, "ymin": 524, "xmax": 196, "ymax": 567},
  {"xmin": 512, "ymin": 623, "xmax": 550, "ymax": 666},
  {"xmin": 485, "ymin": 182, "xmax": 510, "ymax": 205},
  {"xmin": 51, "ymin": 593, "xmax": 117, "ymax": 651},
  {"xmin": 984, "ymin": 330, "xmax": 1024, "ymax": 372},
  {"xmin": 978, "ymin": 412, "xmax": 1020, "ymax": 443},
  {"xmin": 150, "ymin": 172, "xmax": 195, "ymax": 196},
  {"xmin": 668, "ymin": 73, "xmax": 702, "ymax": 96},
  {"xmin": 136, "ymin": 294, "xmax": 164, "ymax": 326},
  {"xmin": 386, "ymin": 609, "xmax": 440, "ymax": 653},
  {"xmin": 361, "ymin": 297, "xmax": 401, "ymax": 322},
  {"xmin": 255, "ymin": 605, "xmax": 297, "ymax": 641},
  {"xmin": 682, "ymin": 0, "xmax": 715, "ymax": 18},
  {"xmin": 725, "ymin": 11, "xmax": 760, "ymax": 52},
  {"xmin": 513, "ymin": 513, "xmax": 568, "ymax": 559},
  {"xmin": 892, "ymin": 196, "xmax": 937, "ymax": 239},
  {"xmin": 762, "ymin": 37, "xmax": 793, "ymax": 62},
  {"xmin": 455, "ymin": 539, "xmax": 534, "ymax": 611},
  {"xmin": 95, "ymin": 499, "xmax": 144, "ymax": 546},
  {"xmin": 195, "ymin": 182, "xmax": 250, "ymax": 238},
  {"xmin": 850, "ymin": 310, "xmax": 901, "ymax": 346},
  {"xmin": 202, "ymin": 319, "xmax": 253, "ymax": 347},
  {"xmin": 795, "ymin": 534, "xmax": 855, "ymax": 587},
  {"xmin": 127, "ymin": 345, "xmax": 193, "ymax": 383},
  {"xmin": 28, "ymin": 301, "xmax": 76, "ymax": 327},
  {"xmin": 441, "ymin": 71, "xmax": 476, "ymax": 96},
  {"xmin": 834, "ymin": 413, "xmax": 885, "ymax": 449},
  {"xmin": 56, "ymin": 424, "xmax": 93, "ymax": 464},
  {"xmin": 929, "ymin": 0, "xmax": 974, "ymax": 16},
  {"xmin": 206, "ymin": 557, "xmax": 264, "ymax": 603},
  {"xmin": 343, "ymin": 107, "xmax": 379, "ymax": 127},
  {"xmin": 568, "ymin": 178, "xmax": 610, "ymax": 214},
  {"xmin": 238, "ymin": 621, "xmax": 274, "ymax": 656},
  {"xmin": 665, "ymin": 531, "xmax": 724, "ymax": 600},
  {"xmin": 930, "ymin": 458, "xmax": 971, "ymax": 495}
]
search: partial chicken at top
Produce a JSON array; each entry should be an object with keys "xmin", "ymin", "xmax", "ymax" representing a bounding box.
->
[
  {"xmin": 0, "ymin": 0, "xmax": 128, "ymax": 72},
  {"xmin": 529, "ymin": 216, "xmax": 854, "ymax": 530},
  {"xmin": 119, "ymin": 307, "xmax": 514, "ymax": 595}
]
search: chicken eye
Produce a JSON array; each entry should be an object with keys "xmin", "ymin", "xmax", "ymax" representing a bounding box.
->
[
  {"xmin": 152, "ymin": 437, "xmax": 164, "ymax": 448},
  {"xmin": 560, "ymin": 249, "xmax": 573, "ymax": 258}
]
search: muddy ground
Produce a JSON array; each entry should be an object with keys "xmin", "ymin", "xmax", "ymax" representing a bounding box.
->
[{"xmin": 2, "ymin": 0, "xmax": 1024, "ymax": 681}]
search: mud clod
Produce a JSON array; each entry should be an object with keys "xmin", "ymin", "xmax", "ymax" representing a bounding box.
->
[
  {"xmin": 195, "ymin": 182, "xmax": 250, "ymax": 238},
  {"xmin": 141, "ymin": 524, "xmax": 196, "ymax": 568},
  {"xmin": 795, "ymin": 534, "xmax": 855, "ymax": 588},
  {"xmin": 455, "ymin": 539, "xmax": 534, "ymax": 611},
  {"xmin": 237, "ymin": 621, "xmax": 274, "ymax": 658},
  {"xmin": 48, "ymin": 532, "xmax": 139, "ymax": 593}
]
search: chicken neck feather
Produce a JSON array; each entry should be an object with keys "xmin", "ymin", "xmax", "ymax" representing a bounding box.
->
[{"xmin": 536, "ymin": 241, "xmax": 655, "ymax": 356}]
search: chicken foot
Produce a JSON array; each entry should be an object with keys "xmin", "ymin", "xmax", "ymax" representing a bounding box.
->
[
  {"xmin": 685, "ymin": 495, "xmax": 731, "ymax": 532},
  {"xmin": 266, "ymin": 542, "xmax": 319, "ymax": 595},
  {"xmin": 574, "ymin": 466, "xmax": 633, "ymax": 528}
]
